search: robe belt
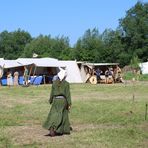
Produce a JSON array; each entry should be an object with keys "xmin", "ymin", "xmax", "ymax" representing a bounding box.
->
[{"xmin": 54, "ymin": 95, "xmax": 65, "ymax": 99}]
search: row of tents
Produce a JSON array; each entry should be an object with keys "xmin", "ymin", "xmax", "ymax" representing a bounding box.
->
[
  {"xmin": 0, "ymin": 58, "xmax": 148, "ymax": 85},
  {"xmin": 0, "ymin": 58, "xmax": 84, "ymax": 84}
]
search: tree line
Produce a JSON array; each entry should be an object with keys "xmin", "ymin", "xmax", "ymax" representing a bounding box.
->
[{"xmin": 0, "ymin": 2, "xmax": 147, "ymax": 67}]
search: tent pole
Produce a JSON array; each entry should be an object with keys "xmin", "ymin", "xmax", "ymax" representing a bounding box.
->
[
  {"xmin": 33, "ymin": 65, "xmax": 37, "ymax": 77},
  {"xmin": 29, "ymin": 64, "xmax": 33, "ymax": 77}
]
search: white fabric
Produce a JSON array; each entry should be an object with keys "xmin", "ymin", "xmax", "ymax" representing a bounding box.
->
[
  {"xmin": 139, "ymin": 62, "xmax": 148, "ymax": 74},
  {"xmin": 0, "ymin": 66, "xmax": 4, "ymax": 78},
  {"xmin": 16, "ymin": 58, "xmax": 65, "ymax": 67},
  {"xmin": 60, "ymin": 61, "xmax": 83, "ymax": 83},
  {"xmin": 58, "ymin": 68, "xmax": 67, "ymax": 81},
  {"xmin": 0, "ymin": 60, "xmax": 22, "ymax": 68}
]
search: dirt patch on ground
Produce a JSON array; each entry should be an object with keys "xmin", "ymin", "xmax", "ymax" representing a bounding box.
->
[
  {"xmin": 5, "ymin": 125, "xmax": 47, "ymax": 145},
  {"xmin": 3, "ymin": 123, "xmax": 123, "ymax": 146},
  {"xmin": 2, "ymin": 122, "xmax": 146, "ymax": 147},
  {"xmin": 138, "ymin": 122, "xmax": 148, "ymax": 132},
  {"xmin": 5, "ymin": 125, "xmax": 72, "ymax": 146},
  {"xmin": 137, "ymin": 139, "xmax": 148, "ymax": 148}
]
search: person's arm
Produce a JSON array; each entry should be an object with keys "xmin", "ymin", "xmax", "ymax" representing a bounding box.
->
[
  {"xmin": 65, "ymin": 82, "xmax": 72, "ymax": 108},
  {"xmin": 49, "ymin": 84, "xmax": 54, "ymax": 104}
]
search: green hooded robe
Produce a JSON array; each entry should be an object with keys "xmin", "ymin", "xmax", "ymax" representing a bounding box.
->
[{"xmin": 43, "ymin": 80, "xmax": 72, "ymax": 134}]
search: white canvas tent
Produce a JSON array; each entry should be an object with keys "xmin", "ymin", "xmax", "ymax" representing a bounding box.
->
[
  {"xmin": 77, "ymin": 62, "xmax": 89, "ymax": 82},
  {"xmin": 60, "ymin": 60, "xmax": 83, "ymax": 83},
  {"xmin": 1, "ymin": 58, "xmax": 83, "ymax": 83},
  {"xmin": 16, "ymin": 58, "xmax": 66, "ymax": 76},
  {"xmin": 16, "ymin": 59, "xmax": 87, "ymax": 83},
  {"xmin": 16, "ymin": 59, "xmax": 84, "ymax": 83},
  {"xmin": 139, "ymin": 62, "xmax": 148, "ymax": 74}
]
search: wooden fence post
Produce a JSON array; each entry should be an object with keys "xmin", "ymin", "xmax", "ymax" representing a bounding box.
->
[{"xmin": 145, "ymin": 104, "xmax": 148, "ymax": 120}]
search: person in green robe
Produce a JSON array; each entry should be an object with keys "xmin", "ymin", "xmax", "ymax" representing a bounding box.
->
[
  {"xmin": 43, "ymin": 68, "xmax": 72, "ymax": 137},
  {"xmin": 23, "ymin": 66, "xmax": 29, "ymax": 85}
]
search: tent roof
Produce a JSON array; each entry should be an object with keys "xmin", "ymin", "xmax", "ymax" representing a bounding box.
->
[
  {"xmin": 80, "ymin": 62, "xmax": 119, "ymax": 69},
  {"xmin": 16, "ymin": 58, "xmax": 65, "ymax": 67},
  {"xmin": 83, "ymin": 62, "xmax": 119, "ymax": 66},
  {"xmin": 0, "ymin": 59, "xmax": 23, "ymax": 68}
]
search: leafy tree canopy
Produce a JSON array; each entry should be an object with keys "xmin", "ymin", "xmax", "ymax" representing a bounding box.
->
[{"xmin": 0, "ymin": 29, "xmax": 32, "ymax": 59}]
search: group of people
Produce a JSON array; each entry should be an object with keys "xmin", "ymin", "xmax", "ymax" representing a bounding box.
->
[
  {"xmin": 6, "ymin": 66, "xmax": 29, "ymax": 87},
  {"xmin": 88, "ymin": 65, "xmax": 123, "ymax": 84},
  {"xmin": 6, "ymin": 70, "xmax": 19, "ymax": 87},
  {"xmin": 103, "ymin": 66, "xmax": 123, "ymax": 83}
]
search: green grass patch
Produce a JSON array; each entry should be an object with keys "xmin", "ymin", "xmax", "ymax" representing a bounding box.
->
[
  {"xmin": 0, "ymin": 83, "xmax": 148, "ymax": 147},
  {"xmin": 123, "ymin": 72, "xmax": 148, "ymax": 81},
  {"xmin": 71, "ymin": 100, "xmax": 146, "ymax": 125}
]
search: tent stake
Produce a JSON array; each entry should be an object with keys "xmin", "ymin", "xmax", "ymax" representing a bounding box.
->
[{"xmin": 145, "ymin": 103, "xmax": 148, "ymax": 120}]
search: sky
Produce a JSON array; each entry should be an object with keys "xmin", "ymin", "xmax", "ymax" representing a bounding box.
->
[{"xmin": 0, "ymin": 0, "xmax": 147, "ymax": 46}]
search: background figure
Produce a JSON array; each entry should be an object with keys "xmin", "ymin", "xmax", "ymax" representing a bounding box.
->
[
  {"xmin": 13, "ymin": 71, "xmax": 19, "ymax": 86},
  {"xmin": 95, "ymin": 68, "xmax": 102, "ymax": 81},
  {"xmin": 24, "ymin": 66, "xmax": 29, "ymax": 85},
  {"xmin": 0, "ymin": 65, "xmax": 4, "ymax": 86},
  {"xmin": 108, "ymin": 68, "xmax": 114, "ymax": 83},
  {"xmin": 105, "ymin": 69, "xmax": 109, "ymax": 84},
  {"xmin": 113, "ymin": 65, "xmax": 120, "ymax": 82},
  {"xmin": 7, "ymin": 70, "xmax": 13, "ymax": 87},
  {"xmin": 43, "ymin": 68, "xmax": 72, "ymax": 137}
]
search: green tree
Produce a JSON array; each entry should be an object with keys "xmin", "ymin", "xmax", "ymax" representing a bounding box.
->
[
  {"xmin": 0, "ymin": 29, "xmax": 32, "ymax": 59},
  {"xmin": 101, "ymin": 29, "xmax": 125, "ymax": 65},
  {"xmin": 22, "ymin": 35, "xmax": 70, "ymax": 59},
  {"xmin": 74, "ymin": 28, "xmax": 104, "ymax": 62},
  {"xmin": 22, "ymin": 35, "xmax": 53, "ymax": 58},
  {"xmin": 51, "ymin": 36, "xmax": 70, "ymax": 59},
  {"xmin": 119, "ymin": 1, "xmax": 148, "ymax": 62},
  {"xmin": 130, "ymin": 55, "xmax": 140, "ymax": 69},
  {"xmin": 60, "ymin": 48, "xmax": 76, "ymax": 60}
]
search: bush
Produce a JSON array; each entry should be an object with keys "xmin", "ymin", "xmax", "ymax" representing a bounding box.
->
[{"xmin": 123, "ymin": 72, "xmax": 148, "ymax": 81}]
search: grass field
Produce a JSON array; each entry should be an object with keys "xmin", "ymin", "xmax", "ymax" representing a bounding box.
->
[{"xmin": 0, "ymin": 81, "xmax": 148, "ymax": 148}]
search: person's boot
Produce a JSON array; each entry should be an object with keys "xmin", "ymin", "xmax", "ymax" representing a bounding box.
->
[
  {"xmin": 50, "ymin": 128, "xmax": 55, "ymax": 137},
  {"xmin": 70, "ymin": 126, "xmax": 73, "ymax": 131},
  {"xmin": 44, "ymin": 133, "xmax": 51, "ymax": 136}
]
